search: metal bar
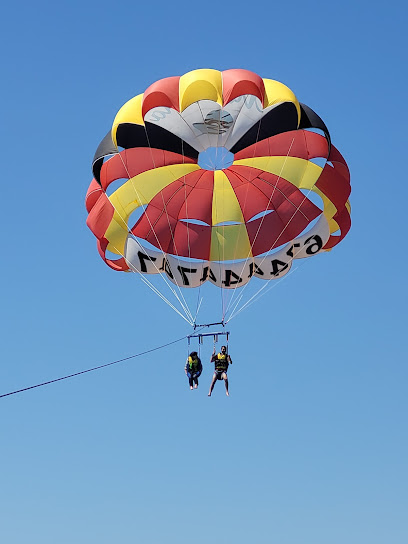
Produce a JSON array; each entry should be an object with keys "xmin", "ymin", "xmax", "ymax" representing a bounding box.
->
[
  {"xmin": 193, "ymin": 321, "xmax": 225, "ymax": 329},
  {"xmin": 188, "ymin": 331, "xmax": 230, "ymax": 340}
]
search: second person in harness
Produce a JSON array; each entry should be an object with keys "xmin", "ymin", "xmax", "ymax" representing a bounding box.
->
[
  {"xmin": 185, "ymin": 351, "xmax": 202, "ymax": 390},
  {"xmin": 208, "ymin": 345, "xmax": 232, "ymax": 397}
]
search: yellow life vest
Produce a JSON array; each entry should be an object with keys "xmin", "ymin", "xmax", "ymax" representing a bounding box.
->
[
  {"xmin": 215, "ymin": 353, "xmax": 228, "ymax": 371},
  {"xmin": 188, "ymin": 356, "xmax": 200, "ymax": 372}
]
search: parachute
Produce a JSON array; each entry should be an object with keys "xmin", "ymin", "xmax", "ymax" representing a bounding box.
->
[{"xmin": 86, "ymin": 69, "xmax": 351, "ymax": 324}]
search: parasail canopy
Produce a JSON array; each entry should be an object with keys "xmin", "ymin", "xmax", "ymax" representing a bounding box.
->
[{"xmin": 86, "ymin": 69, "xmax": 351, "ymax": 321}]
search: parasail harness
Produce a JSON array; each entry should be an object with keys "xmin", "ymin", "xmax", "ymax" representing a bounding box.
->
[{"xmin": 187, "ymin": 322, "xmax": 230, "ymax": 365}]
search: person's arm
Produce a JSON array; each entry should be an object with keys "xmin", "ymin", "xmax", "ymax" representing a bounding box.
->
[{"xmin": 228, "ymin": 354, "xmax": 232, "ymax": 364}]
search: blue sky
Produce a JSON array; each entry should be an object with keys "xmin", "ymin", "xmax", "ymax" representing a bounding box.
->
[{"xmin": 1, "ymin": 1, "xmax": 407, "ymax": 543}]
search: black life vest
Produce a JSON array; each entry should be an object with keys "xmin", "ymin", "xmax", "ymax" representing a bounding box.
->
[{"xmin": 215, "ymin": 353, "xmax": 228, "ymax": 371}]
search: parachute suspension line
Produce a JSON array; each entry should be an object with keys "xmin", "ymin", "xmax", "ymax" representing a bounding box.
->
[
  {"xmin": 179, "ymin": 137, "xmax": 207, "ymax": 326},
  {"xmin": 226, "ymin": 262, "xmax": 302, "ymax": 323},
  {"xmin": 226, "ymin": 159, "xmax": 324, "ymax": 322},
  {"xmin": 138, "ymin": 128, "xmax": 196, "ymax": 324},
  {"xmin": 223, "ymin": 116, "xmax": 264, "ymax": 320},
  {"xmin": 214, "ymin": 101, "xmax": 225, "ymax": 322},
  {"xmin": 223, "ymin": 98, "xmax": 259, "ymax": 318},
  {"xmin": 223, "ymin": 135, "xmax": 299, "ymax": 319},
  {"xmin": 180, "ymin": 137, "xmax": 201, "ymax": 326},
  {"xmin": 252, "ymin": 167, "xmax": 323, "ymax": 273},
  {"xmin": 225, "ymin": 199, "xmax": 314, "ymax": 323},
  {"xmin": 114, "ymin": 140, "xmax": 194, "ymax": 324},
  {"xmin": 0, "ymin": 328, "xmax": 207, "ymax": 399},
  {"xmin": 137, "ymin": 273, "xmax": 194, "ymax": 325},
  {"xmin": 148, "ymin": 148, "xmax": 195, "ymax": 323},
  {"xmin": 180, "ymin": 139, "xmax": 192, "ymax": 270},
  {"xmin": 223, "ymin": 111, "xmax": 268, "ymax": 320},
  {"xmin": 92, "ymin": 171, "xmax": 192, "ymax": 322},
  {"xmin": 110, "ymin": 227, "xmax": 193, "ymax": 326},
  {"xmin": 219, "ymin": 110, "xmax": 229, "ymax": 324},
  {"xmin": 196, "ymin": 101, "xmax": 224, "ymax": 322},
  {"xmin": 156, "ymin": 186, "xmax": 195, "ymax": 324},
  {"xmin": 198, "ymin": 101, "xmax": 215, "ymax": 168},
  {"xmin": 213, "ymin": 109, "xmax": 227, "ymax": 322},
  {"xmin": 225, "ymin": 288, "xmax": 246, "ymax": 322},
  {"xmin": 187, "ymin": 328, "xmax": 201, "ymax": 359},
  {"xmin": 133, "ymin": 128, "xmax": 194, "ymax": 323},
  {"xmin": 220, "ymin": 95, "xmax": 263, "ymax": 322},
  {"xmin": 106, "ymin": 239, "xmax": 194, "ymax": 325},
  {"xmin": 225, "ymin": 206, "xmax": 300, "ymax": 323},
  {"xmin": 193, "ymin": 296, "xmax": 204, "ymax": 325},
  {"xmin": 223, "ymin": 94, "xmax": 253, "ymax": 150},
  {"xmin": 213, "ymin": 172, "xmax": 226, "ymax": 322}
]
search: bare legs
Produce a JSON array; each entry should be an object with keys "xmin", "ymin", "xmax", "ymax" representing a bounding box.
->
[
  {"xmin": 208, "ymin": 372, "xmax": 229, "ymax": 396},
  {"xmin": 208, "ymin": 374, "xmax": 217, "ymax": 396}
]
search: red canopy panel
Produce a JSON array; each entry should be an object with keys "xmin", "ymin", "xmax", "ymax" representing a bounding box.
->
[
  {"xmin": 97, "ymin": 237, "xmax": 129, "ymax": 272},
  {"xmin": 169, "ymin": 169, "xmax": 212, "ymax": 191},
  {"xmin": 168, "ymin": 221, "xmax": 211, "ymax": 260},
  {"xmin": 246, "ymin": 203, "xmax": 320, "ymax": 255},
  {"xmin": 233, "ymin": 130, "xmax": 330, "ymax": 161},
  {"xmin": 315, "ymin": 163, "xmax": 351, "ymax": 212},
  {"xmin": 86, "ymin": 191, "xmax": 115, "ymax": 240},
  {"xmin": 178, "ymin": 180, "xmax": 214, "ymax": 225},
  {"xmin": 225, "ymin": 165, "xmax": 321, "ymax": 256},
  {"xmin": 100, "ymin": 148, "xmax": 196, "ymax": 191},
  {"xmin": 131, "ymin": 170, "xmax": 214, "ymax": 259},
  {"xmin": 85, "ymin": 179, "xmax": 104, "ymax": 213},
  {"xmin": 315, "ymin": 144, "xmax": 351, "ymax": 211},
  {"xmin": 132, "ymin": 203, "xmax": 177, "ymax": 253},
  {"xmin": 228, "ymin": 166, "xmax": 322, "ymax": 220},
  {"xmin": 222, "ymin": 69, "xmax": 265, "ymax": 106},
  {"xmin": 324, "ymin": 206, "xmax": 351, "ymax": 250},
  {"xmin": 223, "ymin": 169, "xmax": 276, "ymax": 222},
  {"xmin": 135, "ymin": 170, "xmax": 214, "ymax": 228},
  {"xmin": 132, "ymin": 201, "xmax": 212, "ymax": 260},
  {"xmin": 142, "ymin": 76, "xmax": 181, "ymax": 117}
]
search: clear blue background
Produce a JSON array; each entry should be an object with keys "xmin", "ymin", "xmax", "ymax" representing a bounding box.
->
[{"xmin": 1, "ymin": 1, "xmax": 407, "ymax": 543}]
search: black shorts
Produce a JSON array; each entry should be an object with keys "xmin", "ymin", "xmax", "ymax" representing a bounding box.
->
[{"xmin": 214, "ymin": 370, "xmax": 227, "ymax": 380}]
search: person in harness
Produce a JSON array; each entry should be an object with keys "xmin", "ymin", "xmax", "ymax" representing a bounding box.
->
[
  {"xmin": 208, "ymin": 345, "xmax": 232, "ymax": 397},
  {"xmin": 185, "ymin": 351, "xmax": 203, "ymax": 390}
]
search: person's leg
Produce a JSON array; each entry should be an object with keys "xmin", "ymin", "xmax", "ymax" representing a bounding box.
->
[
  {"xmin": 208, "ymin": 373, "xmax": 217, "ymax": 396},
  {"xmin": 193, "ymin": 376, "xmax": 198, "ymax": 388},
  {"xmin": 222, "ymin": 373, "xmax": 229, "ymax": 396},
  {"xmin": 188, "ymin": 375, "xmax": 194, "ymax": 390}
]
